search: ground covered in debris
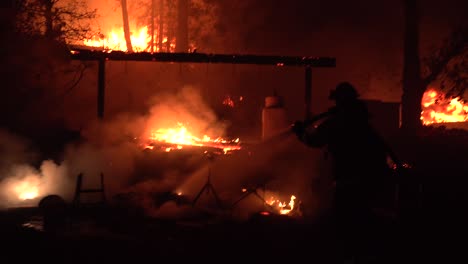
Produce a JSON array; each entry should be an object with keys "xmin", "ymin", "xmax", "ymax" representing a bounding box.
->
[
  {"xmin": 2, "ymin": 128, "xmax": 468, "ymax": 263},
  {"xmin": 1, "ymin": 204, "xmax": 464, "ymax": 264}
]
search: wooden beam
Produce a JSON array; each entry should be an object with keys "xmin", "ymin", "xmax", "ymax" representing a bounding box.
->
[{"xmin": 70, "ymin": 49, "xmax": 336, "ymax": 68}]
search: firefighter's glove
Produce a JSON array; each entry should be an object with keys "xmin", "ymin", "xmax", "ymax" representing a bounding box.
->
[{"xmin": 291, "ymin": 121, "xmax": 306, "ymax": 138}]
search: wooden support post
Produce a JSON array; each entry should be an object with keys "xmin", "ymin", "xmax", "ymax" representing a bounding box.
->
[
  {"xmin": 305, "ymin": 66, "xmax": 312, "ymax": 120},
  {"xmin": 100, "ymin": 173, "xmax": 106, "ymax": 203},
  {"xmin": 73, "ymin": 173, "xmax": 83, "ymax": 205},
  {"xmin": 98, "ymin": 58, "xmax": 106, "ymax": 119}
]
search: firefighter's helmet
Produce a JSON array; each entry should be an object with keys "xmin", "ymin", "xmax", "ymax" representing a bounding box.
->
[{"xmin": 328, "ymin": 82, "xmax": 360, "ymax": 101}]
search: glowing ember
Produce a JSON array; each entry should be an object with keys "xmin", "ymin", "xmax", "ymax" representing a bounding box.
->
[
  {"xmin": 146, "ymin": 123, "xmax": 241, "ymax": 154},
  {"xmin": 222, "ymin": 95, "xmax": 244, "ymax": 108},
  {"xmin": 83, "ymin": 26, "xmax": 174, "ymax": 52},
  {"xmin": 266, "ymin": 195, "xmax": 297, "ymax": 215},
  {"xmin": 421, "ymin": 89, "xmax": 468, "ymax": 125},
  {"xmin": 222, "ymin": 96, "xmax": 235, "ymax": 107}
]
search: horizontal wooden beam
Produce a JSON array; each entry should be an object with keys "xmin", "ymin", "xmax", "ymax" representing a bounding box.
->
[{"xmin": 69, "ymin": 48, "xmax": 336, "ymax": 68}]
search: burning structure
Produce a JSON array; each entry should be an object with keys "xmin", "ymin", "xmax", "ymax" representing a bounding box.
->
[
  {"xmin": 421, "ymin": 88, "xmax": 468, "ymax": 129},
  {"xmin": 0, "ymin": 41, "xmax": 335, "ymax": 223}
]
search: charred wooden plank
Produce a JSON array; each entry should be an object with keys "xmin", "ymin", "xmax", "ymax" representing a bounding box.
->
[{"xmin": 69, "ymin": 48, "xmax": 336, "ymax": 68}]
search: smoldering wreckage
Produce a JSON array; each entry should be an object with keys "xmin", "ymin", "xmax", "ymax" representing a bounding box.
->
[
  {"xmin": 4, "ymin": 43, "xmax": 468, "ymax": 260},
  {"xmin": 0, "ymin": 45, "xmax": 346, "ymax": 259}
]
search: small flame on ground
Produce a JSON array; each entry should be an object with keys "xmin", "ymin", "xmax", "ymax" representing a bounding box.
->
[
  {"xmin": 266, "ymin": 195, "xmax": 297, "ymax": 215},
  {"xmin": 421, "ymin": 89, "xmax": 468, "ymax": 125}
]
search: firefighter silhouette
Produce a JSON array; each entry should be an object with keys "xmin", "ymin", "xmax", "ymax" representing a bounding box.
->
[{"xmin": 292, "ymin": 82, "xmax": 396, "ymax": 259}]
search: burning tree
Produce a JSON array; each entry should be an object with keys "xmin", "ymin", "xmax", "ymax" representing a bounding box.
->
[
  {"xmin": 84, "ymin": 0, "xmax": 218, "ymax": 52},
  {"xmin": 401, "ymin": 0, "xmax": 468, "ymax": 135}
]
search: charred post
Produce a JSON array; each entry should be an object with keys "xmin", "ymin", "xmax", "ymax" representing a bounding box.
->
[
  {"xmin": 98, "ymin": 58, "xmax": 106, "ymax": 119},
  {"xmin": 70, "ymin": 49, "xmax": 336, "ymax": 67},
  {"xmin": 305, "ymin": 66, "xmax": 312, "ymax": 120}
]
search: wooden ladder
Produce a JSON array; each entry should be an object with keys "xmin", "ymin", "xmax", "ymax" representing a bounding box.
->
[{"xmin": 72, "ymin": 173, "xmax": 106, "ymax": 207}]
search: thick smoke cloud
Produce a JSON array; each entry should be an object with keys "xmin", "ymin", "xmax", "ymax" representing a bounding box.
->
[{"xmin": 0, "ymin": 85, "xmax": 232, "ymax": 209}]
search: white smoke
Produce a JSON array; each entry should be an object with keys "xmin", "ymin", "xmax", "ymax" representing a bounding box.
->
[
  {"xmin": 0, "ymin": 85, "xmax": 229, "ymax": 209},
  {"xmin": 0, "ymin": 85, "xmax": 331, "ymax": 222},
  {"xmin": 142, "ymin": 85, "xmax": 228, "ymax": 140},
  {"xmin": 0, "ymin": 160, "xmax": 71, "ymax": 208}
]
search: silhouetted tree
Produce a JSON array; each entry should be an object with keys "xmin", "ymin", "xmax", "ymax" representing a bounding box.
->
[
  {"xmin": 401, "ymin": 0, "xmax": 423, "ymax": 135},
  {"xmin": 120, "ymin": 0, "xmax": 133, "ymax": 52},
  {"xmin": 134, "ymin": 0, "xmax": 218, "ymax": 52},
  {"xmin": 176, "ymin": 0, "xmax": 188, "ymax": 52},
  {"xmin": 158, "ymin": 0, "xmax": 164, "ymax": 51},
  {"xmin": 0, "ymin": 0, "xmax": 95, "ymax": 143},
  {"xmin": 16, "ymin": 0, "xmax": 96, "ymax": 43}
]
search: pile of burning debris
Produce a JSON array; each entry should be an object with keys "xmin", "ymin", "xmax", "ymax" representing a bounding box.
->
[{"xmin": 140, "ymin": 122, "xmax": 241, "ymax": 155}]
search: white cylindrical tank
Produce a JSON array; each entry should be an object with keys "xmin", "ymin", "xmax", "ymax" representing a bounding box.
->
[{"xmin": 262, "ymin": 95, "xmax": 290, "ymax": 141}]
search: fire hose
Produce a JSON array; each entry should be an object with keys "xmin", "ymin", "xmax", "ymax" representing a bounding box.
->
[{"xmin": 257, "ymin": 110, "xmax": 334, "ymax": 146}]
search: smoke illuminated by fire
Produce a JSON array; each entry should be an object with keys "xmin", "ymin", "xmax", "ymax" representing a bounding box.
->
[
  {"xmin": 14, "ymin": 179, "xmax": 40, "ymax": 200},
  {"xmin": 421, "ymin": 89, "xmax": 468, "ymax": 125},
  {"xmin": 0, "ymin": 160, "xmax": 71, "ymax": 207},
  {"xmin": 140, "ymin": 87, "xmax": 241, "ymax": 154}
]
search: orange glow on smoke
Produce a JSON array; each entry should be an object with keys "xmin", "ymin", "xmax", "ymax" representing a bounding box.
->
[
  {"xmin": 12, "ymin": 178, "xmax": 40, "ymax": 201},
  {"xmin": 146, "ymin": 123, "xmax": 241, "ymax": 154},
  {"xmin": 83, "ymin": 26, "xmax": 174, "ymax": 52},
  {"xmin": 421, "ymin": 89, "xmax": 468, "ymax": 125}
]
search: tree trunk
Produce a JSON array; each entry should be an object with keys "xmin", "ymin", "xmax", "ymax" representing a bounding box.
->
[
  {"xmin": 158, "ymin": 0, "xmax": 164, "ymax": 52},
  {"xmin": 121, "ymin": 0, "xmax": 133, "ymax": 52},
  {"xmin": 150, "ymin": 0, "xmax": 155, "ymax": 53},
  {"xmin": 176, "ymin": 0, "xmax": 189, "ymax": 52},
  {"xmin": 401, "ymin": 0, "xmax": 424, "ymax": 136},
  {"xmin": 43, "ymin": 0, "xmax": 54, "ymax": 39}
]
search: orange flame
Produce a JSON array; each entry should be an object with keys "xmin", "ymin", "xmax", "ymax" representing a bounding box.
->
[
  {"xmin": 421, "ymin": 89, "xmax": 468, "ymax": 125},
  {"xmin": 266, "ymin": 195, "xmax": 297, "ymax": 215},
  {"xmin": 146, "ymin": 123, "xmax": 241, "ymax": 154},
  {"xmin": 83, "ymin": 26, "xmax": 174, "ymax": 52}
]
